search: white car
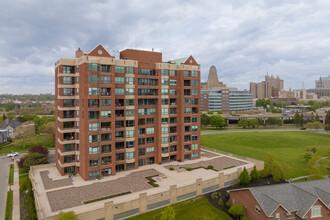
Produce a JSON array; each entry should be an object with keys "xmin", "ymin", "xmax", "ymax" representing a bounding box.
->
[{"xmin": 7, "ymin": 152, "xmax": 18, "ymax": 157}]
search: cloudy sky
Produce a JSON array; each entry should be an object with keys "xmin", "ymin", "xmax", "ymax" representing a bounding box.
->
[{"xmin": 1, "ymin": 0, "xmax": 330, "ymax": 94}]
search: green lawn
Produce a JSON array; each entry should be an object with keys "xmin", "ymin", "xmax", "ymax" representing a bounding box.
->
[
  {"xmin": 201, "ymin": 131, "xmax": 330, "ymax": 178},
  {"xmin": 127, "ymin": 196, "xmax": 231, "ymax": 220},
  {"xmin": 5, "ymin": 191, "xmax": 13, "ymax": 220},
  {"xmin": 0, "ymin": 135, "xmax": 54, "ymax": 155},
  {"xmin": 8, "ymin": 164, "xmax": 14, "ymax": 185}
]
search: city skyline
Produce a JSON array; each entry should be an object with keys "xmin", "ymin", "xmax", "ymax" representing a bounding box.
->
[{"xmin": 1, "ymin": 0, "xmax": 330, "ymax": 94}]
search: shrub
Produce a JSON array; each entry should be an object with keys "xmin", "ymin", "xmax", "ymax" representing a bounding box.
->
[
  {"xmin": 217, "ymin": 110, "xmax": 223, "ymax": 114},
  {"xmin": 311, "ymin": 147, "xmax": 317, "ymax": 153},
  {"xmin": 208, "ymin": 111, "xmax": 214, "ymax": 114},
  {"xmin": 186, "ymin": 168, "xmax": 193, "ymax": 171},
  {"xmin": 225, "ymin": 201, "xmax": 231, "ymax": 209},
  {"xmin": 304, "ymin": 152, "xmax": 312, "ymax": 161},
  {"xmin": 250, "ymin": 166, "xmax": 260, "ymax": 182},
  {"xmin": 29, "ymin": 145, "xmax": 49, "ymax": 156},
  {"xmin": 169, "ymin": 167, "xmax": 174, "ymax": 171},
  {"xmin": 228, "ymin": 204, "xmax": 246, "ymax": 219},
  {"xmin": 217, "ymin": 198, "xmax": 224, "ymax": 206},
  {"xmin": 226, "ymin": 192, "xmax": 230, "ymax": 199},
  {"xmin": 160, "ymin": 206, "xmax": 175, "ymax": 220},
  {"xmin": 211, "ymin": 192, "xmax": 219, "ymax": 200},
  {"xmin": 239, "ymin": 167, "xmax": 250, "ymax": 185},
  {"xmin": 56, "ymin": 211, "xmax": 78, "ymax": 220},
  {"xmin": 207, "ymin": 165, "xmax": 214, "ymax": 170},
  {"xmin": 22, "ymin": 153, "xmax": 48, "ymax": 170},
  {"xmin": 17, "ymin": 155, "xmax": 28, "ymax": 168}
]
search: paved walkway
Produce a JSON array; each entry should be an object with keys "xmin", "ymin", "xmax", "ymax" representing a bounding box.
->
[
  {"xmin": 12, "ymin": 161, "xmax": 20, "ymax": 220},
  {"xmin": 201, "ymin": 128, "xmax": 303, "ymax": 135}
]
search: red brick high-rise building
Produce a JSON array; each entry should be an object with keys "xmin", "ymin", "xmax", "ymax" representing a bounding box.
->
[{"xmin": 55, "ymin": 44, "xmax": 201, "ymax": 180}]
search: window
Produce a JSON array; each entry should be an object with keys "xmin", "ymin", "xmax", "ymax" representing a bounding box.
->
[
  {"xmin": 311, "ymin": 206, "xmax": 321, "ymax": 217},
  {"xmin": 275, "ymin": 213, "xmax": 280, "ymax": 220},
  {"xmin": 88, "ymin": 99, "xmax": 98, "ymax": 108},
  {"xmin": 162, "ymin": 147, "xmax": 169, "ymax": 153},
  {"xmin": 63, "ymin": 88, "xmax": 74, "ymax": 96},
  {"xmin": 192, "ymin": 71, "xmax": 198, "ymax": 77},
  {"xmin": 102, "ymin": 145, "xmax": 111, "ymax": 153},
  {"xmin": 147, "ymin": 137, "xmax": 154, "ymax": 144},
  {"xmin": 184, "ymin": 70, "xmax": 191, "ymax": 77},
  {"xmin": 146, "ymin": 147, "xmax": 154, "ymax": 154},
  {"xmin": 161, "ymin": 108, "xmax": 168, "ymax": 115},
  {"xmin": 115, "ymin": 88, "xmax": 124, "ymax": 95},
  {"xmin": 126, "ymin": 88, "xmax": 134, "ymax": 95},
  {"xmin": 162, "ymin": 118, "xmax": 169, "ymax": 124},
  {"xmin": 89, "ymin": 87, "xmax": 99, "ymax": 95},
  {"xmin": 184, "ymin": 98, "xmax": 191, "ymax": 104},
  {"xmin": 170, "ymin": 70, "xmax": 177, "ymax": 76},
  {"xmin": 101, "ymin": 65, "xmax": 110, "ymax": 73},
  {"xmin": 126, "ymin": 110, "xmax": 134, "ymax": 117},
  {"xmin": 147, "ymin": 157, "xmax": 155, "ymax": 164},
  {"xmin": 169, "ymin": 79, "xmax": 177, "ymax": 85},
  {"xmin": 161, "ymin": 79, "xmax": 168, "ymax": 85},
  {"xmin": 126, "ymin": 99, "xmax": 134, "ymax": 106},
  {"xmin": 161, "ymin": 99, "xmax": 168, "ymax": 105},
  {"xmin": 101, "ymin": 110, "xmax": 111, "ymax": 118},
  {"xmin": 192, "ymin": 89, "xmax": 198, "ymax": 95},
  {"xmin": 115, "ymin": 66, "xmax": 124, "ymax": 73},
  {"xmin": 63, "ymin": 76, "xmax": 74, "ymax": 84},
  {"xmin": 161, "ymin": 137, "xmax": 168, "ymax": 144},
  {"xmin": 184, "ymin": 107, "xmax": 191, "ymax": 113},
  {"xmin": 89, "ymin": 135, "xmax": 99, "ymax": 143},
  {"xmin": 184, "ymin": 89, "xmax": 191, "ymax": 96},
  {"xmin": 126, "ymin": 77, "xmax": 134, "ymax": 84},
  {"xmin": 88, "ymin": 123, "xmax": 99, "ymax": 131},
  {"xmin": 89, "ymin": 171, "xmax": 100, "ymax": 179},
  {"xmin": 88, "ymin": 75, "xmax": 99, "ymax": 83},
  {"xmin": 255, "ymin": 205, "xmax": 261, "ymax": 214},
  {"xmin": 101, "ymin": 76, "xmax": 111, "ymax": 84},
  {"xmin": 126, "ymin": 162, "xmax": 135, "ymax": 170},
  {"xmin": 161, "ymin": 69, "xmax": 168, "ymax": 76},
  {"xmin": 192, "ymin": 116, "xmax": 198, "ymax": 122},
  {"xmin": 89, "ymin": 159, "xmax": 99, "ymax": 167},
  {"xmin": 161, "ymin": 127, "xmax": 168, "ymax": 134},
  {"xmin": 115, "ymin": 77, "xmax": 124, "ymax": 84},
  {"xmin": 63, "ymin": 66, "xmax": 74, "ymax": 73},
  {"xmin": 126, "ymin": 141, "xmax": 134, "ymax": 148},
  {"xmin": 192, "ymin": 80, "xmax": 198, "ymax": 86},
  {"xmin": 126, "ymin": 66, "xmax": 134, "ymax": 74},
  {"xmin": 161, "ymin": 89, "xmax": 168, "ymax": 95},
  {"xmin": 126, "ymin": 130, "xmax": 134, "ymax": 138},
  {"xmin": 101, "ymin": 99, "xmax": 111, "ymax": 107},
  {"xmin": 169, "ymin": 89, "xmax": 177, "ymax": 95},
  {"xmin": 138, "ymin": 128, "xmax": 145, "ymax": 135},
  {"xmin": 192, "ymin": 135, "xmax": 198, "ymax": 141},
  {"xmin": 192, "ymin": 125, "xmax": 198, "ymax": 131},
  {"xmin": 126, "ymin": 152, "xmax": 134, "ymax": 159},
  {"xmin": 88, "ymin": 111, "xmax": 98, "ymax": 119},
  {"xmin": 192, "ymin": 153, "xmax": 198, "ymax": 159},
  {"xmin": 88, "ymin": 63, "xmax": 99, "ymax": 71},
  {"xmin": 89, "ymin": 147, "xmax": 100, "ymax": 155},
  {"xmin": 146, "ymin": 127, "xmax": 154, "ymax": 134},
  {"xmin": 147, "ymin": 118, "xmax": 154, "ymax": 124},
  {"xmin": 138, "ymin": 108, "xmax": 156, "ymax": 115},
  {"xmin": 192, "ymin": 144, "xmax": 198, "ymax": 150}
]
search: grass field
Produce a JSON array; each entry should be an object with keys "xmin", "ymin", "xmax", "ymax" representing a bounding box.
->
[
  {"xmin": 201, "ymin": 131, "xmax": 330, "ymax": 178},
  {"xmin": 8, "ymin": 164, "xmax": 14, "ymax": 185},
  {"xmin": 127, "ymin": 196, "xmax": 231, "ymax": 220},
  {"xmin": 0, "ymin": 135, "xmax": 54, "ymax": 155}
]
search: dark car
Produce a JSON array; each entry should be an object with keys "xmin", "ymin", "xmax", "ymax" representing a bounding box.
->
[{"xmin": 300, "ymin": 127, "xmax": 307, "ymax": 130}]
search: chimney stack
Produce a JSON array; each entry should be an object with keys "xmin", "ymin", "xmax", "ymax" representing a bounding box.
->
[{"xmin": 75, "ymin": 48, "xmax": 83, "ymax": 58}]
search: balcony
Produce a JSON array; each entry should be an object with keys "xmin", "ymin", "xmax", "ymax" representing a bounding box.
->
[
  {"xmin": 63, "ymin": 155, "xmax": 75, "ymax": 163},
  {"xmin": 170, "ymin": 118, "xmax": 177, "ymax": 124},
  {"xmin": 170, "ymin": 99, "xmax": 177, "ymax": 106},
  {"xmin": 115, "ymin": 121, "xmax": 124, "ymax": 128},
  {"xmin": 115, "ymin": 110, "xmax": 124, "ymax": 118},
  {"xmin": 88, "ymin": 111, "xmax": 99, "ymax": 120},
  {"xmin": 63, "ymin": 121, "xmax": 75, "ymax": 130},
  {"xmin": 63, "ymin": 100, "xmax": 75, "ymax": 107},
  {"xmin": 170, "ymin": 127, "xmax": 177, "ymax": 134},
  {"xmin": 101, "ymin": 88, "xmax": 111, "ymax": 96},
  {"xmin": 63, "ymin": 132, "xmax": 75, "ymax": 141},
  {"xmin": 101, "ymin": 134, "xmax": 111, "ymax": 142},
  {"xmin": 115, "ymin": 153, "xmax": 125, "ymax": 161},
  {"xmin": 115, "ymin": 142, "xmax": 125, "ymax": 151},
  {"xmin": 170, "ymin": 146, "xmax": 177, "ymax": 152},
  {"xmin": 192, "ymin": 108, "xmax": 198, "ymax": 114},
  {"xmin": 115, "ymin": 99, "xmax": 124, "ymax": 107},
  {"xmin": 101, "ymin": 122, "xmax": 111, "ymax": 131},
  {"xmin": 101, "ymin": 156, "xmax": 111, "ymax": 165},
  {"xmin": 101, "ymin": 145, "xmax": 111, "ymax": 153}
]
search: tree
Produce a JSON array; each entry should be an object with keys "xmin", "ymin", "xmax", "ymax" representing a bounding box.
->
[
  {"xmin": 293, "ymin": 111, "xmax": 303, "ymax": 127},
  {"xmin": 56, "ymin": 211, "xmax": 78, "ymax": 220},
  {"xmin": 161, "ymin": 206, "xmax": 175, "ymax": 220},
  {"xmin": 5, "ymin": 102, "xmax": 15, "ymax": 111},
  {"xmin": 250, "ymin": 166, "xmax": 260, "ymax": 182},
  {"xmin": 209, "ymin": 115, "xmax": 226, "ymax": 128},
  {"xmin": 201, "ymin": 113, "xmax": 209, "ymax": 128},
  {"xmin": 228, "ymin": 204, "xmax": 246, "ymax": 220},
  {"xmin": 22, "ymin": 153, "xmax": 48, "ymax": 170},
  {"xmin": 306, "ymin": 121, "xmax": 322, "ymax": 130},
  {"xmin": 39, "ymin": 121, "xmax": 55, "ymax": 136},
  {"xmin": 238, "ymin": 119, "xmax": 248, "ymax": 128},
  {"xmin": 264, "ymin": 154, "xmax": 286, "ymax": 182},
  {"xmin": 239, "ymin": 167, "xmax": 250, "ymax": 185},
  {"xmin": 29, "ymin": 145, "xmax": 49, "ymax": 156},
  {"xmin": 307, "ymin": 156, "xmax": 327, "ymax": 180},
  {"xmin": 217, "ymin": 110, "xmax": 223, "ymax": 114},
  {"xmin": 325, "ymin": 110, "xmax": 330, "ymax": 131}
]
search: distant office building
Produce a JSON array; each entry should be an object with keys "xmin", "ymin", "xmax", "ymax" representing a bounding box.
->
[
  {"xmin": 201, "ymin": 88, "xmax": 253, "ymax": 113},
  {"xmin": 250, "ymin": 74, "xmax": 284, "ymax": 98},
  {"xmin": 201, "ymin": 66, "xmax": 226, "ymax": 90},
  {"xmin": 294, "ymin": 89, "xmax": 318, "ymax": 100},
  {"xmin": 279, "ymin": 89, "xmax": 295, "ymax": 98},
  {"xmin": 307, "ymin": 75, "xmax": 330, "ymax": 98}
]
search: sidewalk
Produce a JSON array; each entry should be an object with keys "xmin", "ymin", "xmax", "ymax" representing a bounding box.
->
[{"xmin": 12, "ymin": 161, "xmax": 20, "ymax": 220}]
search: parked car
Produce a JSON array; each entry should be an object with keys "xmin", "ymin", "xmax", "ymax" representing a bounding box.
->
[
  {"xmin": 300, "ymin": 127, "xmax": 307, "ymax": 130},
  {"xmin": 7, "ymin": 152, "xmax": 18, "ymax": 157}
]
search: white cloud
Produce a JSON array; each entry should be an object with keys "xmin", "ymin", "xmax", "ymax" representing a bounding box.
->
[{"xmin": 0, "ymin": 0, "xmax": 330, "ymax": 94}]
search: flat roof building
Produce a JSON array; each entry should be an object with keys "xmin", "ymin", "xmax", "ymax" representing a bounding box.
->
[{"xmin": 55, "ymin": 44, "xmax": 201, "ymax": 180}]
